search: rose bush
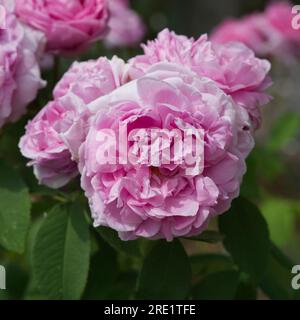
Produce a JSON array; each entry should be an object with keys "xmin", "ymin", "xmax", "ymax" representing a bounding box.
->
[
  {"xmin": 1, "ymin": 0, "xmax": 298, "ymax": 302},
  {"xmin": 19, "ymin": 29, "xmax": 272, "ymax": 241}
]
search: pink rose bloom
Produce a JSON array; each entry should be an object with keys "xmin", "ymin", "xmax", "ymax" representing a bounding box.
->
[
  {"xmin": 19, "ymin": 99, "xmax": 81, "ymax": 188},
  {"xmin": 19, "ymin": 56, "xmax": 128, "ymax": 188},
  {"xmin": 54, "ymin": 56, "xmax": 128, "ymax": 159},
  {"xmin": 104, "ymin": 0, "xmax": 146, "ymax": 48},
  {"xmin": 0, "ymin": 0, "xmax": 45, "ymax": 128},
  {"xmin": 54, "ymin": 56, "xmax": 127, "ymax": 104},
  {"xmin": 129, "ymin": 29, "xmax": 271, "ymax": 129},
  {"xmin": 80, "ymin": 63, "xmax": 254, "ymax": 241},
  {"xmin": 211, "ymin": 14, "xmax": 284, "ymax": 58},
  {"xmin": 211, "ymin": 2, "xmax": 300, "ymax": 61},
  {"xmin": 266, "ymin": 2, "xmax": 300, "ymax": 49},
  {"xmin": 15, "ymin": 0, "xmax": 109, "ymax": 55}
]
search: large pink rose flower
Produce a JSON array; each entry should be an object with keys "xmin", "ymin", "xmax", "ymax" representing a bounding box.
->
[
  {"xmin": 211, "ymin": 2, "xmax": 300, "ymax": 61},
  {"xmin": 15, "ymin": 0, "xmax": 109, "ymax": 55},
  {"xmin": 19, "ymin": 56, "xmax": 127, "ymax": 188},
  {"xmin": 80, "ymin": 63, "xmax": 254, "ymax": 241},
  {"xmin": 104, "ymin": 0, "xmax": 146, "ymax": 48},
  {"xmin": 0, "ymin": 0, "xmax": 45, "ymax": 128},
  {"xmin": 129, "ymin": 29, "xmax": 271, "ymax": 129}
]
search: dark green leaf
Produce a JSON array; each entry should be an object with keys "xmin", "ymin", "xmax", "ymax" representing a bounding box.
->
[
  {"xmin": 235, "ymin": 273, "xmax": 257, "ymax": 300},
  {"xmin": 219, "ymin": 197, "xmax": 270, "ymax": 283},
  {"xmin": 105, "ymin": 272, "xmax": 137, "ymax": 299},
  {"xmin": 33, "ymin": 200, "xmax": 90, "ymax": 299},
  {"xmin": 0, "ymin": 262, "xmax": 29, "ymax": 300},
  {"xmin": 190, "ymin": 254, "xmax": 235, "ymax": 277},
  {"xmin": 97, "ymin": 227, "xmax": 141, "ymax": 258},
  {"xmin": 192, "ymin": 270, "xmax": 239, "ymax": 300},
  {"xmin": 260, "ymin": 243, "xmax": 300, "ymax": 300},
  {"xmin": 83, "ymin": 242, "xmax": 119, "ymax": 299},
  {"xmin": 136, "ymin": 240, "xmax": 191, "ymax": 299},
  {"xmin": 184, "ymin": 230, "xmax": 224, "ymax": 243},
  {"xmin": 0, "ymin": 161, "xmax": 31, "ymax": 253},
  {"xmin": 240, "ymin": 154, "xmax": 261, "ymax": 201}
]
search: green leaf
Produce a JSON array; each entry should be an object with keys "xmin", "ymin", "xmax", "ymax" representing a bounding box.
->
[
  {"xmin": 33, "ymin": 200, "xmax": 91, "ymax": 299},
  {"xmin": 0, "ymin": 160, "xmax": 31, "ymax": 253},
  {"xmin": 250, "ymin": 148, "xmax": 284, "ymax": 182},
  {"xmin": 184, "ymin": 230, "xmax": 224, "ymax": 243},
  {"xmin": 219, "ymin": 197, "xmax": 270, "ymax": 283},
  {"xmin": 235, "ymin": 273, "xmax": 257, "ymax": 300},
  {"xmin": 240, "ymin": 154, "xmax": 261, "ymax": 201},
  {"xmin": 190, "ymin": 254, "xmax": 235, "ymax": 277},
  {"xmin": 83, "ymin": 236, "xmax": 138, "ymax": 299},
  {"xmin": 0, "ymin": 261, "xmax": 29, "ymax": 300},
  {"xmin": 83, "ymin": 241, "xmax": 119, "ymax": 299},
  {"xmin": 261, "ymin": 198, "xmax": 295, "ymax": 246},
  {"xmin": 26, "ymin": 218, "xmax": 43, "ymax": 266},
  {"xmin": 260, "ymin": 243, "xmax": 300, "ymax": 300},
  {"xmin": 105, "ymin": 272, "xmax": 138, "ymax": 299},
  {"xmin": 97, "ymin": 227, "xmax": 141, "ymax": 258},
  {"xmin": 192, "ymin": 270, "xmax": 240, "ymax": 300},
  {"xmin": 23, "ymin": 218, "xmax": 45, "ymax": 300},
  {"xmin": 136, "ymin": 240, "xmax": 191, "ymax": 299}
]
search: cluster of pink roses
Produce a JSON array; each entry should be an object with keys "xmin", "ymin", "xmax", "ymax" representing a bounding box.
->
[
  {"xmin": 211, "ymin": 2, "xmax": 300, "ymax": 61},
  {"xmin": 0, "ymin": 0, "xmax": 145, "ymax": 129},
  {"xmin": 20, "ymin": 29, "xmax": 272, "ymax": 241}
]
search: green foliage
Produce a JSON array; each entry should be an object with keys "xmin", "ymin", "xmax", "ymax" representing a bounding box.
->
[
  {"xmin": 190, "ymin": 254, "xmax": 235, "ymax": 277},
  {"xmin": 83, "ymin": 240, "xmax": 120, "ymax": 299},
  {"xmin": 260, "ymin": 243, "xmax": 300, "ymax": 300},
  {"xmin": 183, "ymin": 230, "xmax": 224, "ymax": 243},
  {"xmin": 235, "ymin": 274, "xmax": 257, "ymax": 300},
  {"xmin": 219, "ymin": 197, "xmax": 271, "ymax": 283},
  {"xmin": 0, "ymin": 261, "xmax": 29, "ymax": 300},
  {"xmin": 240, "ymin": 154, "xmax": 262, "ymax": 201},
  {"xmin": 192, "ymin": 270, "xmax": 240, "ymax": 299},
  {"xmin": 136, "ymin": 240, "xmax": 192, "ymax": 299},
  {"xmin": 97, "ymin": 227, "xmax": 141, "ymax": 258},
  {"xmin": 0, "ymin": 160, "xmax": 31, "ymax": 253},
  {"xmin": 32, "ymin": 200, "xmax": 91, "ymax": 300}
]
